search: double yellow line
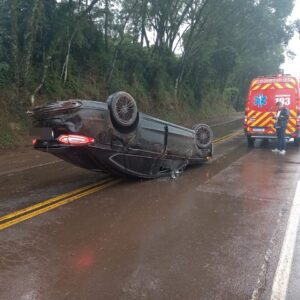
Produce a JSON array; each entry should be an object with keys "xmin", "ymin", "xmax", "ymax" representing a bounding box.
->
[
  {"xmin": 213, "ymin": 129, "xmax": 243, "ymax": 144},
  {"xmin": 0, "ymin": 177, "xmax": 122, "ymax": 231},
  {"xmin": 0, "ymin": 129, "xmax": 242, "ymax": 231}
]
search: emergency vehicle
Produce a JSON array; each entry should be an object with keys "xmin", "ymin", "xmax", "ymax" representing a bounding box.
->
[{"xmin": 244, "ymin": 74, "xmax": 300, "ymax": 146}]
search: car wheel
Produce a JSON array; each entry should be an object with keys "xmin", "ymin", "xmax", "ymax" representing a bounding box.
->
[
  {"xmin": 247, "ymin": 135, "xmax": 255, "ymax": 147},
  {"xmin": 107, "ymin": 91, "xmax": 138, "ymax": 128},
  {"xmin": 194, "ymin": 124, "xmax": 213, "ymax": 149}
]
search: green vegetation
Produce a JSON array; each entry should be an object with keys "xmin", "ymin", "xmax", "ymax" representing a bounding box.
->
[{"xmin": 0, "ymin": 0, "xmax": 298, "ymax": 148}]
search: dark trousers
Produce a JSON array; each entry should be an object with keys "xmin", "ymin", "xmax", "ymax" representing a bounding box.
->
[{"xmin": 276, "ymin": 127, "xmax": 286, "ymax": 151}]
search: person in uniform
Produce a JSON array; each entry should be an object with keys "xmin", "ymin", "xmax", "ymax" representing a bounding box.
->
[{"xmin": 272, "ymin": 101, "xmax": 290, "ymax": 155}]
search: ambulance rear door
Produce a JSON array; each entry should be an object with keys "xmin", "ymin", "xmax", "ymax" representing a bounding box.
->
[{"xmin": 247, "ymin": 78, "xmax": 298, "ymax": 136}]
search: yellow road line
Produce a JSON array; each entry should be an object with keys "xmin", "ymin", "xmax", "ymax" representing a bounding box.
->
[
  {"xmin": 214, "ymin": 130, "xmax": 243, "ymax": 144},
  {"xmin": 0, "ymin": 176, "xmax": 114, "ymax": 223},
  {"xmin": 0, "ymin": 130, "xmax": 242, "ymax": 231},
  {"xmin": 0, "ymin": 178, "xmax": 122, "ymax": 231}
]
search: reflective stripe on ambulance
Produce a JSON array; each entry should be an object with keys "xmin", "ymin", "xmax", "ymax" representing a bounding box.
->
[
  {"xmin": 245, "ymin": 109, "xmax": 297, "ymax": 135},
  {"xmin": 245, "ymin": 79, "xmax": 298, "ymax": 136}
]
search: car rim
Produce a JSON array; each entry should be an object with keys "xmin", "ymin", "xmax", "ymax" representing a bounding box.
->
[
  {"xmin": 111, "ymin": 93, "xmax": 138, "ymax": 127},
  {"xmin": 195, "ymin": 124, "xmax": 213, "ymax": 148},
  {"xmin": 116, "ymin": 96, "xmax": 135, "ymax": 122}
]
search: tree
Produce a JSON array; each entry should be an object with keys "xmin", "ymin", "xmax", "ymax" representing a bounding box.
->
[{"xmin": 0, "ymin": 0, "xmax": 297, "ymax": 114}]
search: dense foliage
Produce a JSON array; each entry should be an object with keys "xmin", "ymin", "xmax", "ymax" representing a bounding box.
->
[{"xmin": 0, "ymin": 0, "xmax": 297, "ymax": 116}]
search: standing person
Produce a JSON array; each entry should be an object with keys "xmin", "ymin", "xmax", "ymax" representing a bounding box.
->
[{"xmin": 272, "ymin": 101, "xmax": 290, "ymax": 154}]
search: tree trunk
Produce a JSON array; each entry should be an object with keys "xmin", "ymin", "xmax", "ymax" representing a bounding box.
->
[
  {"xmin": 30, "ymin": 53, "xmax": 51, "ymax": 107},
  {"xmin": 10, "ymin": 0, "xmax": 20, "ymax": 101},
  {"xmin": 174, "ymin": 52, "xmax": 186, "ymax": 101},
  {"xmin": 174, "ymin": 0, "xmax": 211, "ymax": 99},
  {"xmin": 106, "ymin": 0, "xmax": 139, "ymax": 84},
  {"xmin": 140, "ymin": 0, "xmax": 148, "ymax": 47},
  {"xmin": 24, "ymin": 0, "xmax": 40, "ymax": 81},
  {"xmin": 104, "ymin": 0, "xmax": 109, "ymax": 50},
  {"xmin": 61, "ymin": 31, "xmax": 76, "ymax": 84}
]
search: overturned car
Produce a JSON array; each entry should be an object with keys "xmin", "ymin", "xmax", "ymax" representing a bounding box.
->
[{"xmin": 31, "ymin": 92, "xmax": 213, "ymax": 178}]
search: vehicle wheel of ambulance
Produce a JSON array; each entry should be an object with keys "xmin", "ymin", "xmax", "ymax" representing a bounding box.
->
[
  {"xmin": 247, "ymin": 136, "xmax": 255, "ymax": 147},
  {"xmin": 293, "ymin": 138, "xmax": 300, "ymax": 147}
]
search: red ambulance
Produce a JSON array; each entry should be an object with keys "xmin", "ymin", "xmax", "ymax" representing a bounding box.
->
[{"xmin": 244, "ymin": 74, "xmax": 300, "ymax": 146}]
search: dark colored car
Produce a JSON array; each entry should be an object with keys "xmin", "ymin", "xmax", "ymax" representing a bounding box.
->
[{"xmin": 31, "ymin": 92, "xmax": 213, "ymax": 178}]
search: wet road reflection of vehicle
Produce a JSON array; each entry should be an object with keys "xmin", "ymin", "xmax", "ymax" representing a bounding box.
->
[{"xmin": 31, "ymin": 92, "xmax": 213, "ymax": 178}]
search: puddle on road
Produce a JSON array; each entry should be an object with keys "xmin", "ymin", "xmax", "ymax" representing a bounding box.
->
[{"xmin": 187, "ymin": 138, "xmax": 250, "ymax": 185}]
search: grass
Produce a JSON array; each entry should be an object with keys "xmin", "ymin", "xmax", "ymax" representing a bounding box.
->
[
  {"xmin": 0, "ymin": 129, "xmax": 16, "ymax": 149},
  {"xmin": 0, "ymin": 107, "xmax": 31, "ymax": 150}
]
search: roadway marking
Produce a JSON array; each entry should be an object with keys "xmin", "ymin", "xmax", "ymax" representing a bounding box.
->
[
  {"xmin": 0, "ymin": 177, "xmax": 122, "ymax": 231},
  {"xmin": 0, "ymin": 177, "xmax": 114, "ymax": 223},
  {"xmin": 270, "ymin": 180, "xmax": 300, "ymax": 300},
  {"xmin": 213, "ymin": 129, "xmax": 243, "ymax": 144},
  {"xmin": 210, "ymin": 116, "xmax": 243, "ymax": 128},
  {"xmin": 0, "ymin": 130, "xmax": 241, "ymax": 231},
  {"xmin": 0, "ymin": 160, "xmax": 61, "ymax": 176}
]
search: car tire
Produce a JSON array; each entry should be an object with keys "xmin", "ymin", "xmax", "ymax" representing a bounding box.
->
[
  {"xmin": 107, "ymin": 92, "xmax": 138, "ymax": 129},
  {"xmin": 247, "ymin": 135, "xmax": 255, "ymax": 147},
  {"xmin": 194, "ymin": 124, "xmax": 213, "ymax": 149}
]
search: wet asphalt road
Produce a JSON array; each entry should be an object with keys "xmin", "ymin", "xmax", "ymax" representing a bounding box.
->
[{"xmin": 1, "ymin": 117, "xmax": 300, "ymax": 299}]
